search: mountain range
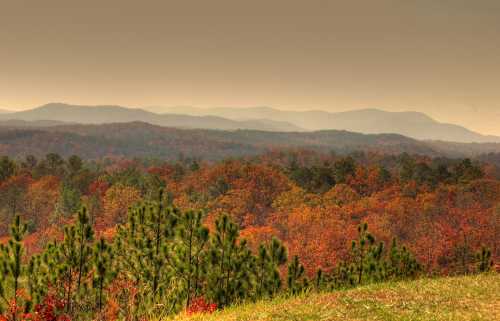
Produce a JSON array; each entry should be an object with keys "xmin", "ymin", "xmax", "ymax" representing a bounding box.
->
[
  {"xmin": 0, "ymin": 103, "xmax": 301, "ymax": 132},
  {"xmin": 1, "ymin": 122, "xmax": 499, "ymax": 161},
  {"xmin": 157, "ymin": 106, "xmax": 500, "ymax": 143},
  {"xmin": 0, "ymin": 103, "xmax": 498, "ymax": 143}
]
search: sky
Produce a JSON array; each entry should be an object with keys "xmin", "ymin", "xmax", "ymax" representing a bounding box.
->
[{"xmin": 1, "ymin": 0, "xmax": 499, "ymax": 135}]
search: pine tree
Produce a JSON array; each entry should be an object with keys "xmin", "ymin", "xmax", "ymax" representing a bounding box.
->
[
  {"xmin": 26, "ymin": 253, "xmax": 51, "ymax": 308},
  {"xmin": 28, "ymin": 241, "xmax": 62, "ymax": 306},
  {"xmin": 56, "ymin": 182, "xmax": 81, "ymax": 218},
  {"xmin": 31, "ymin": 208, "xmax": 95, "ymax": 315},
  {"xmin": 388, "ymin": 238, "xmax": 421, "ymax": 279},
  {"xmin": 207, "ymin": 214, "xmax": 254, "ymax": 307},
  {"xmin": 75, "ymin": 207, "xmax": 94, "ymax": 293},
  {"xmin": 330, "ymin": 261, "xmax": 356, "ymax": 289},
  {"xmin": 314, "ymin": 268, "xmax": 324, "ymax": 291},
  {"xmin": 454, "ymin": 233, "xmax": 474, "ymax": 275},
  {"xmin": 0, "ymin": 156, "xmax": 16, "ymax": 183},
  {"xmin": 113, "ymin": 189, "xmax": 178, "ymax": 314},
  {"xmin": 0, "ymin": 216, "xmax": 30, "ymax": 320},
  {"xmin": 267, "ymin": 238, "xmax": 288, "ymax": 295},
  {"xmin": 476, "ymin": 247, "xmax": 493, "ymax": 273},
  {"xmin": 173, "ymin": 209, "xmax": 209, "ymax": 308},
  {"xmin": 57, "ymin": 225, "xmax": 79, "ymax": 312},
  {"xmin": 351, "ymin": 222, "xmax": 375, "ymax": 285},
  {"xmin": 92, "ymin": 238, "xmax": 116, "ymax": 313},
  {"xmin": 365, "ymin": 241, "xmax": 384, "ymax": 282},
  {"xmin": 255, "ymin": 244, "xmax": 270, "ymax": 298},
  {"xmin": 287, "ymin": 255, "xmax": 305, "ymax": 295},
  {"xmin": 254, "ymin": 237, "xmax": 287, "ymax": 298}
]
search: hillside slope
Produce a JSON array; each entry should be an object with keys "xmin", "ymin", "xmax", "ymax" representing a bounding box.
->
[
  {"xmin": 161, "ymin": 106, "xmax": 500, "ymax": 143},
  {"xmin": 0, "ymin": 122, "xmax": 439, "ymax": 160},
  {"xmin": 172, "ymin": 274, "xmax": 499, "ymax": 321},
  {"xmin": 1, "ymin": 122, "xmax": 500, "ymax": 160},
  {"xmin": 4, "ymin": 104, "xmax": 499, "ymax": 143},
  {"xmin": 0, "ymin": 103, "xmax": 302, "ymax": 132}
]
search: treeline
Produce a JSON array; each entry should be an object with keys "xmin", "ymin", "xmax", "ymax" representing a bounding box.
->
[
  {"xmin": 286, "ymin": 153, "xmax": 485, "ymax": 194},
  {"xmin": 3, "ymin": 189, "xmax": 491, "ymax": 321}
]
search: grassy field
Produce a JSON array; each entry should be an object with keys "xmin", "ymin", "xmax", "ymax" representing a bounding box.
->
[{"xmin": 171, "ymin": 273, "xmax": 499, "ymax": 321}]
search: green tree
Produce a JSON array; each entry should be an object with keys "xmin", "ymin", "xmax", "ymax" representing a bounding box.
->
[
  {"xmin": 58, "ymin": 224, "xmax": 79, "ymax": 312},
  {"xmin": 0, "ymin": 175, "xmax": 29, "ymax": 234},
  {"xmin": 254, "ymin": 237, "xmax": 287, "ymax": 298},
  {"xmin": 476, "ymin": 247, "xmax": 493, "ymax": 273},
  {"xmin": 351, "ymin": 222, "xmax": 375, "ymax": 285},
  {"xmin": 38, "ymin": 210, "xmax": 94, "ymax": 315},
  {"xmin": 75, "ymin": 207, "xmax": 94, "ymax": 292},
  {"xmin": 55, "ymin": 183, "xmax": 81, "ymax": 218},
  {"xmin": 333, "ymin": 157, "xmax": 356, "ymax": 184},
  {"xmin": 314, "ymin": 268, "xmax": 324, "ymax": 291},
  {"xmin": 21, "ymin": 155, "xmax": 37, "ymax": 172},
  {"xmin": 0, "ymin": 216, "xmax": 29, "ymax": 320},
  {"xmin": 0, "ymin": 156, "xmax": 16, "ymax": 183},
  {"xmin": 399, "ymin": 153, "xmax": 416, "ymax": 183},
  {"xmin": 26, "ymin": 240, "xmax": 62, "ymax": 307},
  {"xmin": 44, "ymin": 153, "xmax": 66, "ymax": 177},
  {"xmin": 387, "ymin": 238, "xmax": 421, "ymax": 279},
  {"xmin": 67, "ymin": 155, "xmax": 83, "ymax": 175},
  {"xmin": 453, "ymin": 158, "xmax": 483, "ymax": 183},
  {"xmin": 113, "ymin": 189, "xmax": 179, "ymax": 314},
  {"xmin": 173, "ymin": 209, "xmax": 209, "ymax": 308},
  {"xmin": 287, "ymin": 255, "xmax": 306, "ymax": 295},
  {"xmin": 92, "ymin": 238, "xmax": 116, "ymax": 313},
  {"xmin": 207, "ymin": 214, "xmax": 254, "ymax": 307},
  {"xmin": 330, "ymin": 261, "xmax": 356, "ymax": 289}
]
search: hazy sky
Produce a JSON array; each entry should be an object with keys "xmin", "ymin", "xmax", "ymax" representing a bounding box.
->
[{"xmin": 1, "ymin": 0, "xmax": 499, "ymax": 135}]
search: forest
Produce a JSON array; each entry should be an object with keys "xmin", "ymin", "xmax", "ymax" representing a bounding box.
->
[
  {"xmin": 3, "ymin": 122, "xmax": 500, "ymax": 161},
  {"xmin": 0, "ymin": 149, "xmax": 497, "ymax": 320}
]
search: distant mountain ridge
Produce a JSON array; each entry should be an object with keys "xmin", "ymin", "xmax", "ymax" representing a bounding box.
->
[
  {"xmin": 0, "ymin": 103, "xmax": 302, "ymax": 132},
  {"xmin": 1, "ymin": 103, "xmax": 498, "ymax": 143},
  {"xmin": 0, "ymin": 122, "xmax": 499, "ymax": 161},
  {"xmin": 158, "ymin": 106, "xmax": 500, "ymax": 143},
  {"xmin": 0, "ymin": 123, "xmax": 456, "ymax": 160},
  {"xmin": 0, "ymin": 119, "xmax": 73, "ymax": 127}
]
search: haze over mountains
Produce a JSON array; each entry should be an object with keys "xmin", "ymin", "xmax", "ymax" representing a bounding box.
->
[
  {"xmin": 0, "ymin": 103, "xmax": 301, "ymax": 132},
  {"xmin": 1, "ymin": 103, "xmax": 499, "ymax": 143},
  {"xmin": 158, "ymin": 106, "xmax": 500, "ymax": 143}
]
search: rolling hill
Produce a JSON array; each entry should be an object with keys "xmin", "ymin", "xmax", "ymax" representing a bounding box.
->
[
  {"xmin": 0, "ymin": 103, "xmax": 302, "ymax": 132},
  {"xmin": 159, "ymin": 106, "xmax": 500, "ymax": 143},
  {"xmin": 3, "ymin": 104, "xmax": 499, "ymax": 143},
  {"xmin": 1, "ymin": 121, "xmax": 500, "ymax": 161},
  {"xmin": 0, "ymin": 119, "xmax": 72, "ymax": 127}
]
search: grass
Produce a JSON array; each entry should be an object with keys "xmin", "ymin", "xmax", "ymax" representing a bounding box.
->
[{"xmin": 170, "ymin": 273, "xmax": 499, "ymax": 321}]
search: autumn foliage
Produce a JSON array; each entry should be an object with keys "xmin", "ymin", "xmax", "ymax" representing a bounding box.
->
[
  {"xmin": 0, "ymin": 151, "xmax": 497, "ymax": 319},
  {"xmin": 186, "ymin": 297, "xmax": 217, "ymax": 316}
]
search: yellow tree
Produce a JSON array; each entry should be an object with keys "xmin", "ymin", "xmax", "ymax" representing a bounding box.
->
[
  {"xmin": 24, "ymin": 175, "xmax": 60, "ymax": 230},
  {"xmin": 102, "ymin": 184, "xmax": 141, "ymax": 227}
]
